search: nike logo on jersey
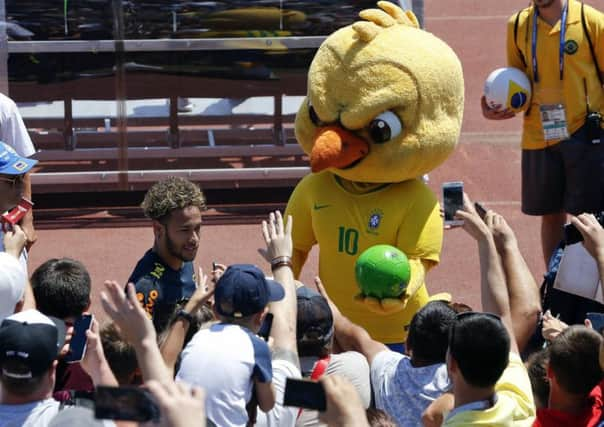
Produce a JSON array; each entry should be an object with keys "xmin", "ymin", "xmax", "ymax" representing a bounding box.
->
[{"xmin": 313, "ymin": 203, "xmax": 331, "ymax": 210}]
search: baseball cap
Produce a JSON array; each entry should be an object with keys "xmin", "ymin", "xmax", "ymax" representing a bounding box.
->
[
  {"xmin": 215, "ymin": 264, "xmax": 285, "ymax": 318},
  {"xmin": 296, "ymin": 286, "xmax": 334, "ymax": 347},
  {"xmin": 0, "ymin": 309, "xmax": 66, "ymax": 379},
  {"xmin": 0, "ymin": 253, "xmax": 26, "ymax": 322},
  {"xmin": 0, "ymin": 142, "xmax": 37, "ymax": 175}
]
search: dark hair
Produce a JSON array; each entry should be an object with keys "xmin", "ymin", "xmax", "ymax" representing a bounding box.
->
[
  {"xmin": 366, "ymin": 408, "xmax": 397, "ymax": 427},
  {"xmin": 449, "ymin": 312, "xmax": 510, "ymax": 388},
  {"xmin": 100, "ymin": 323, "xmax": 140, "ymax": 386},
  {"xmin": 406, "ymin": 301, "xmax": 457, "ymax": 364},
  {"xmin": 30, "ymin": 258, "xmax": 91, "ymax": 319},
  {"xmin": 141, "ymin": 177, "xmax": 206, "ymax": 221},
  {"xmin": 526, "ymin": 348, "xmax": 550, "ymax": 408},
  {"xmin": 548, "ymin": 325, "xmax": 603, "ymax": 395},
  {"xmin": 0, "ymin": 359, "xmax": 49, "ymax": 396}
]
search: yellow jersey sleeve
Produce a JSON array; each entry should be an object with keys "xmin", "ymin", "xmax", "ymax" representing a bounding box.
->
[
  {"xmin": 506, "ymin": 11, "xmax": 527, "ymax": 71},
  {"xmin": 285, "ymin": 175, "xmax": 317, "ymax": 273},
  {"xmin": 396, "ymin": 189, "xmax": 442, "ymax": 263}
]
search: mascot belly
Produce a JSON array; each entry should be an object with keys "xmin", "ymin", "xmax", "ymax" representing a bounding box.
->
[{"xmin": 285, "ymin": 1, "xmax": 464, "ymax": 344}]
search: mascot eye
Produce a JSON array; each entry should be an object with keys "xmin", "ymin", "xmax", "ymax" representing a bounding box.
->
[
  {"xmin": 308, "ymin": 102, "xmax": 324, "ymax": 127},
  {"xmin": 368, "ymin": 111, "xmax": 403, "ymax": 144}
]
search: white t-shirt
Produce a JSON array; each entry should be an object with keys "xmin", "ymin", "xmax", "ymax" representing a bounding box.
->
[
  {"xmin": 371, "ymin": 350, "xmax": 451, "ymax": 427},
  {"xmin": 256, "ymin": 358, "xmax": 301, "ymax": 427},
  {"xmin": 0, "ymin": 93, "xmax": 35, "ymax": 158},
  {"xmin": 176, "ymin": 323, "xmax": 273, "ymax": 427}
]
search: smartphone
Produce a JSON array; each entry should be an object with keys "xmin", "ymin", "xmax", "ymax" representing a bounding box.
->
[
  {"xmin": 564, "ymin": 223, "xmax": 584, "ymax": 245},
  {"xmin": 586, "ymin": 312, "xmax": 604, "ymax": 334},
  {"xmin": 64, "ymin": 314, "xmax": 93, "ymax": 364},
  {"xmin": 95, "ymin": 386, "xmax": 160, "ymax": 422},
  {"xmin": 283, "ymin": 378, "xmax": 326, "ymax": 411},
  {"xmin": 258, "ymin": 313, "xmax": 274, "ymax": 341},
  {"xmin": 1, "ymin": 197, "xmax": 33, "ymax": 231},
  {"xmin": 443, "ymin": 181, "xmax": 464, "ymax": 226},
  {"xmin": 474, "ymin": 202, "xmax": 487, "ymax": 220}
]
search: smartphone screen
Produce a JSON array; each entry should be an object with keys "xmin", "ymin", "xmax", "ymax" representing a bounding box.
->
[
  {"xmin": 95, "ymin": 386, "xmax": 160, "ymax": 422},
  {"xmin": 283, "ymin": 378, "xmax": 326, "ymax": 411},
  {"xmin": 258, "ymin": 313, "xmax": 274, "ymax": 341},
  {"xmin": 443, "ymin": 181, "xmax": 464, "ymax": 226},
  {"xmin": 64, "ymin": 314, "xmax": 93, "ymax": 364},
  {"xmin": 586, "ymin": 312, "xmax": 604, "ymax": 333}
]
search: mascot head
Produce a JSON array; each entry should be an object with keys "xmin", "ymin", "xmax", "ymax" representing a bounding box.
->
[{"xmin": 295, "ymin": 1, "xmax": 464, "ymax": 183}]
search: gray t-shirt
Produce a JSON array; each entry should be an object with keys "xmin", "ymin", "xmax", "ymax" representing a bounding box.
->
[
  {"xmin": 371, "ymin": 350, "xmax": 451, "ymax": 427},
  {"xmin": 296, "ymin": 351, "xmax": 371, "ymax": 427}
]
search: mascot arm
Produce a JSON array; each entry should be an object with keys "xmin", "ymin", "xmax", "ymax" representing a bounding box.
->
[{"xmin": 284, "ymin": 179, "xmax": 316, "ymax": 280}]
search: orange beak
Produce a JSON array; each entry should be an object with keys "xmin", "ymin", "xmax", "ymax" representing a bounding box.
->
[{"xmin": 309, "ymin": 126, "xmax": 369, "ymax": 173}]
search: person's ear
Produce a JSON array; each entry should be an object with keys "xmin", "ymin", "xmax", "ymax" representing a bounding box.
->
[
  {"xmin": 446, "ymin": 350, "xmax": 457, "ymax": 374},
  {"xmin": 152, "ymin": 220, "xmax": 164, "ymax": 238}
]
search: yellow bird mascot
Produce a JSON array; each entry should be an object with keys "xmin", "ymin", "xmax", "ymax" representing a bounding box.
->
[{"xmin": 285, "ymin": 1, "xmax": 464, "ymax": 346}]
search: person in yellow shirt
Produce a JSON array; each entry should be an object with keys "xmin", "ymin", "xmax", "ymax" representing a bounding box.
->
[
  {"xmin": 437, "ymin": 195, "xmax": 536, "ymax": 427},
  {"xmin": 482, "ymin": 0, "xmax": 604, "ymax": 267}
]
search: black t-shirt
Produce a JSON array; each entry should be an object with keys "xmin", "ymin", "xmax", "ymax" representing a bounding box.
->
[{"xmin": 128, "ymin": 249, "xmax": 196, "ymax": 332}]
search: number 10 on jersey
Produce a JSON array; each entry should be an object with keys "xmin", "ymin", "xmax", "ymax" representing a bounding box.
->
[{"xmin": 338, "ymin": 226, "xmax": 359, "ymax": 255}]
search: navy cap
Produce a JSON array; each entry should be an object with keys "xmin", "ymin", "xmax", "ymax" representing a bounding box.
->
[
  {"xmin": 0, "ymin": 142, "xmax": 37, "ymax": 175},
  {"xmin": 296, "ymin": 287, "xmax": 334, "ymax": 347},
  {"xmin": 215, "ymin": 264, "xmax": 285, "ymax": 318},
  {"xmin": 0, "ymin": 309, "xmax": 66, "ymax": 379}
]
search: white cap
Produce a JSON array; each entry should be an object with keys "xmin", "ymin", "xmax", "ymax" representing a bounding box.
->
[{"xmin": 0, "ymin": 253, "xmax": 25, "ymax": 321}]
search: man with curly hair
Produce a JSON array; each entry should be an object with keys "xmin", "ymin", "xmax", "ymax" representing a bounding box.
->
[{"xmin": 128, "ymin": 177, "xmax": 206, "ymax": 332}]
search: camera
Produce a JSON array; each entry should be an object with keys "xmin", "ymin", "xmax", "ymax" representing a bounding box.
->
[
  {"xmin": 564, "ymin": 211, "xmax": 604, "ymax": 245},
  {"xmin": 585, "ymin": 111, "xmax": 602, "ymax": 144}
]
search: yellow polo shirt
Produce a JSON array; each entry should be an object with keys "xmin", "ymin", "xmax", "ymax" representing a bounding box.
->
[
  {"xmin": 507, "ymin": 0, "xmax": 604, "ymax": 150},
  {"xmin": 443, "ymin": 353, "xmax": 536, "ymax": 427},
  {"xmin": 285, "ymin": 172, "xmax": 442, "ymax": 343}
]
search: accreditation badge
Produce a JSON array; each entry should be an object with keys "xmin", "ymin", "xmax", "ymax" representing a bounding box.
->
[{"xmin": 540, "ymin": 104, "xmax": 569, "ymax": 141}]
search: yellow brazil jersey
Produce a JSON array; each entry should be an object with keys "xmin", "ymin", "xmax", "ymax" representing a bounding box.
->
[
  {"xmin": 285, "ymin": 172, "xmax": 442, "ymax": 343},
  {"xmin": 507, "ymin": 0, "xmax": 604, "ymax": 150}
]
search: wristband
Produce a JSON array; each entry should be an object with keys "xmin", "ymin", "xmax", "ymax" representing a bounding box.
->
[
  {"xmin": 175, "ymin": 309, "xmax": 195, "ymax": 324},
  {"xmin": 271, "ymin": 256, "xmax": 292, "ymax": 271}
]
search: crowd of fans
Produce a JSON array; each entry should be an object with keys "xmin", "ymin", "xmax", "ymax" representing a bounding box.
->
[{"xmin": 0, "ymin": 163, "xmax": 604, "ymax": 426}]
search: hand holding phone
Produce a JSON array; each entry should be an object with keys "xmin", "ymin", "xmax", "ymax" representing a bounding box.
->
[
  {"xmin": 443, "ymin": 181, "xmax": 464, "ymax": 226},
  {"xmin": 64, "ymin": 314, "xmax": 93, "ymax": 364},
  {"xmin": 283, "ymin": 378, "xmax": 326, "ymax": 411},
  {"xmin": 1, "ymin": 197, "xmax": 33, "ymax": 232}
]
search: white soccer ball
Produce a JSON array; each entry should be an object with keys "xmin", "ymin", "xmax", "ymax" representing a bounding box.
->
[{"xmin": 484, "ymin": 67, "xmax": 532, "ymax": 113}]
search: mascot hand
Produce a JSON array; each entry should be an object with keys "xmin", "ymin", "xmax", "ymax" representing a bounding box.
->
[{"xmin": 354, "ymin": 258, "xmax": 426, "ymax": 315}]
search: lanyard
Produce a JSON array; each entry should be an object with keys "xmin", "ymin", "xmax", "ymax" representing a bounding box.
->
[{"xmin": 532, "ymin": 1, "xmax": 569, "ymax": 83}]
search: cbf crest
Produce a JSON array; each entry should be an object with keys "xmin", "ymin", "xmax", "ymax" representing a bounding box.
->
[{"xmin": 367, "ymin": 209, "xmax": 384, "ymax": 235}]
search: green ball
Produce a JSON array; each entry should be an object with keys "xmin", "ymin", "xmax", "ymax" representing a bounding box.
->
[{"xmin": 355, "ymin": 245, "xmax": 411, "ymax": 299}]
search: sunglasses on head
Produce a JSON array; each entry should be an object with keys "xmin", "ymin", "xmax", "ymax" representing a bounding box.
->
[{"xmin": 448, "ymin": 311, "xmax": 502, "ymax": 348}]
